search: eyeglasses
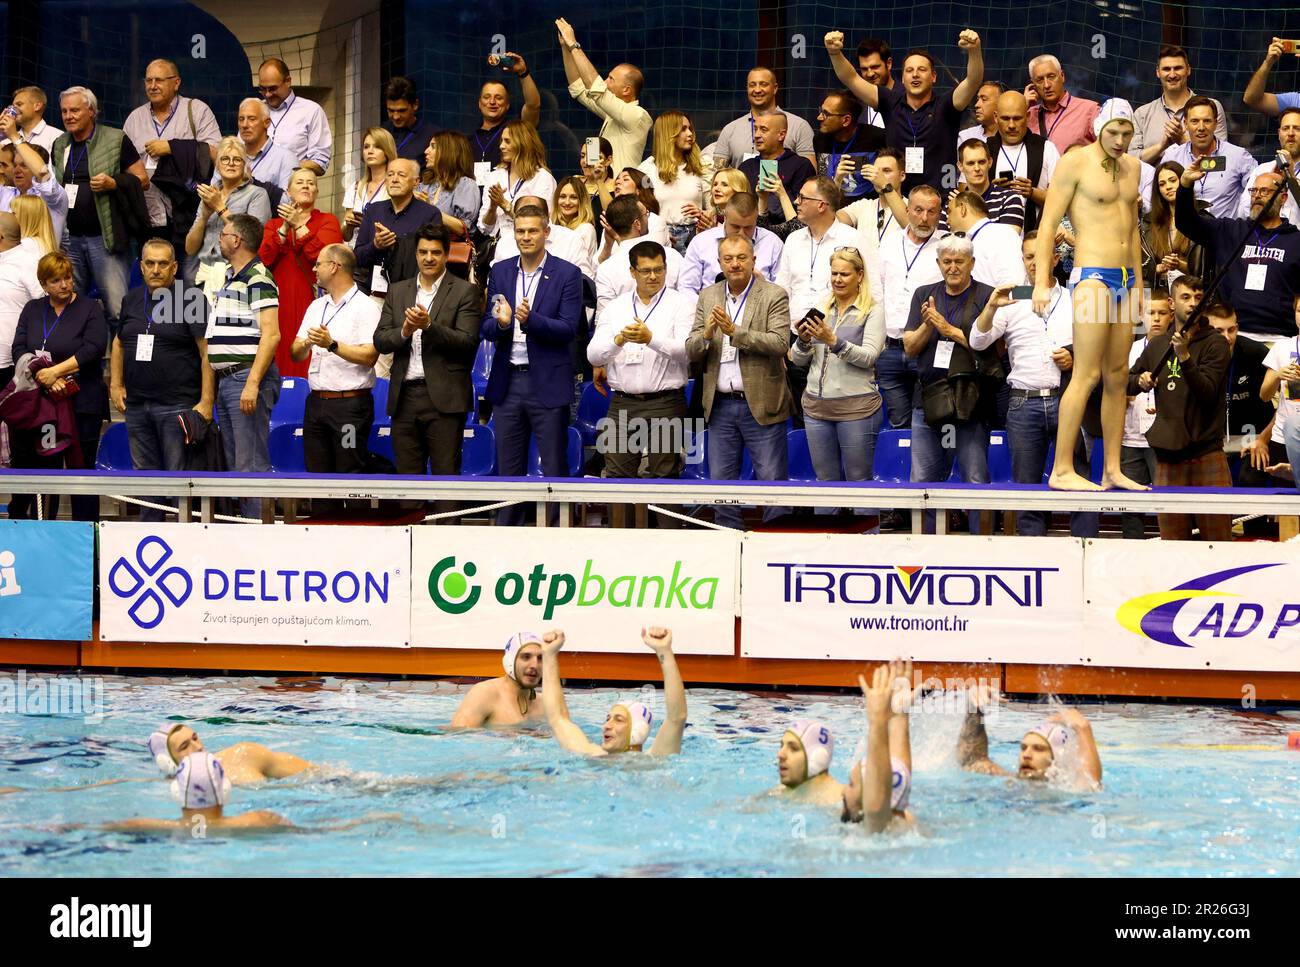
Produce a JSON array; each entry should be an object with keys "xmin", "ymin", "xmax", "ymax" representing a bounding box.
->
[
  {"xmin": 633, "ymin": 266, "xmax": 666, "ymax": 276},
  {"xmin": 833, "ymin": 246, "xmax": 861, "ymax": 256},
  {"xmin": 943, "ymin": 230, "xmax": 967, "ymax": 238},
  {"xmin": 1247, "ymin": 187, "xmax": 1277, "ymax": 196},
  {"xmin": 218, "ymin": 231, "xmax": 240, "ymax": 242},
  {"xmin": 145, "ymin": 75, "xmax": 178, "ymax": 84},
  {"xmin": 796, "ymin": 193, "xmax": 825, "ymax": 205}
]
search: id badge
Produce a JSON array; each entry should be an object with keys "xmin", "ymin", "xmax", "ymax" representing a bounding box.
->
[
  {"xmin": 144, "ymin": 154, "xmax": 159, "ymax": 172},
  {"xmin": 721, "ymin": 341, "xmax": 738, "ymax": 363},
  {"xmin": 64, "ymin": 183, "xmax": 80, "ymax": 207},
  {"xmin": 622, "ymin": 343, "xmax": 645, "ymax": 365},
  {"xmin": 474, "ymin": 161, "xmax": 492, "ymax": 187},
  {"xmin": 1245, "ymin": 263, "xmax": 1267, "ymax": 291},
  {"xmin": 135, "ymin": 334, "xmax": 155, "ymax": 362},
  {"xmin": 741, "ymin": 152, "xmax": 758, "ymax": 164},
  {"xmin": 371, "ymin": 265, "xmax": 388, "ymax": 294},
  {"xmin": 513, "ymin": 317, "xmax": 527, "ymax": 344},
  {"xmin": 905, "ymin": 146, "xmax": 925, "ymax": 174},
  {"xmin": 933, "ymin": 339, "xmax": 955, "ymax": 369}
]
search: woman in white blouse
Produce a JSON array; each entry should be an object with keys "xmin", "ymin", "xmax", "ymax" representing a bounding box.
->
[
  {"xmin": 342, "ymin": 127, "xmax": 395, "ymax": 245},
  {"xmin": 478, "ymin": 120, "xmax": 557, "ymax": 245},
  {"xmin": 553, "ymin": 176, "xmax": 597, "ymax": 261},
  {"xmin": 637, "ymin": 111, "xmax": 707, "ymax": 256}
]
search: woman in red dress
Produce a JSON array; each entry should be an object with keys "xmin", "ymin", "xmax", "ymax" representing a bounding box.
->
[{"xmin": 259, "ymin": 167, "xmax": 344, "ymax": 378}]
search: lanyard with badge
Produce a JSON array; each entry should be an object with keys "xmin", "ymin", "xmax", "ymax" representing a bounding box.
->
[
  {"xmin": 999, "ymin": 143, "xmax": 1025, "ymax": 179},
  {"xmin": 720, "ymin": 277, "xmax": 754, "ymax": 363},
  {"xmin": 878, "ymin": 210, "xmax": 896, "ymax": 241},
  {"xmin": 902, "ymin": 233, "xmax": 931, "ymax": 279},
  {"xmin": 63, "ymin": 130, "xmax": 93, "ymax": 208},
  {"xmin": 269, "ymin": 92, "xmax": 297, "ymax": 142},
  {"xmin": 1038, "ymin": 93, "xmax": 1071, "ymax": 143},
  {"xmin": 904, "ymin": 113, "xmax": 925, "ymax": 174},
  {"xmin": 135, "ymin": 292, "xmax": 166, "ymax": 362},
  {"xmin": 514, "ymin": 261, "xmax": 544, "ymax": 345},
  {"xmin": 1040, "ymin": 286, "xmax": 1065, "ymax": 362},
  {"xmin": 395, "ymin": 129, "xmax": 416, "ymax": 153},
  {"xmin": 41, "ymin": 301, "xmax": 70, "ymax": 353},
  {"xmin": 145, "ymin": 99, "xmax": 180, "ymax": 172},
  {"xmin": 624, "ymin": 288, "xmax": 666, "ymax": 365},
  {"xmin": 932, "ymin": 287, "xmax": 972, "ymax": 370},
  {"xmin": 1245, "ymin": 228, "xmax": 1279, "ymax": 292}
]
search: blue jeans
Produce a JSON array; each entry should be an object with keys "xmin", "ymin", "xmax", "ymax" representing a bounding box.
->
[
  {"xmin": 216, "ymin": 365, "xmax": 280, "ymax": 520},
  {"xmin": 1285, "ymin": 413, "xmax": 1300, "ymax": 491},
  {"xmin": 909, "ymin": 406, "xmax": 988, "ymax": 533},
  {"xmin": 63, "ymin": 231, "xmax": 130, "ymax": 323},
  {"xmin": 1004, "ymin": 393, "xmax": 1098, "ymax": 536},
  {"xmin": 708, "ymin": 395, "xmax": 788, "ymax": 529},
  {"xmin": 876, "ymin": 342, "xmax": 917, "ymax": 429},
  {"xmin": 805, "ymin": 410, "xmax": 882, "ymax": 519},
  {"xmin": 125, "ymin": 401, "xmax": 193, "ymax": 522}
]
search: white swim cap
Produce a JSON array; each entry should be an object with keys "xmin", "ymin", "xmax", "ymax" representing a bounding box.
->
[
  {"xmin": 170, "ymin": 752, "xmax": 231, "ymax": 809},
  {"xmin": 1093, "ymin": 98, "xmax": 1135, "ymax": 138},
  {"xmin": 503, "ymin": 631, "xmax": 542, "ymax": 682},
  {"xmin": 146, "ymin": 727, "xmax": 176, "ymax": 776},
  {"xmin": 1027, "ymin": 721, "xmax": 1071, "ymax": 760},
  {"xmin": 616, "ymin": 701, "xmax": 653, "ymax": 749},
  {"xmin": 790, "ymin": 719, "xmax": 834, "ymax": 778}
]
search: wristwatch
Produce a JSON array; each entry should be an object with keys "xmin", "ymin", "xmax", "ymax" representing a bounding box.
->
[
  {"xmin": 328, "ymin": 340, "xmax": 339, "ymax": 354},
  {"xmin": 879, "ymin": 184, "xmax": 895, "ymax": 194}
]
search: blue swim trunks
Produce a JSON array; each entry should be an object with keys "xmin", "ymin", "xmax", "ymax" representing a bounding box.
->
[{"xmin": 1069, "ymin": 266, "xmax": 1137, "ymax": 296}]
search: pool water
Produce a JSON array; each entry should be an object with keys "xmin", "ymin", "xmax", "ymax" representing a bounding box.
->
[{"xmin": 1, "ymin": 674, "xmax": 1298, "ymax": 877}]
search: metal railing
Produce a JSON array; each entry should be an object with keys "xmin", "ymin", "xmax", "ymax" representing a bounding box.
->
[{"xmin": 4, "ymin": 470, "xmax": 1299, "ymax": 535}]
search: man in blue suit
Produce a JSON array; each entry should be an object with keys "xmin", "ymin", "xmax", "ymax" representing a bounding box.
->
[{"xmin": 481, "ymin": 203, "xmax": 583, "ymax": 525}]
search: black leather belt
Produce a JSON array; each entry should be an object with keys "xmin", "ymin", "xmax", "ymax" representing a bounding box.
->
[
  {"xmin": 614, "ymin": 388, "xmax": 684, "ymax": 402},
  {"xmin": 1009, "ymin": 387, "xmax": 1061, "ymax": 398},
  {"xmin": 510, "ymin": 363, "xmax": 530, "ymax": 372},
  {"xmin": 215, "ymin": 363, "xmax": 252, "ymax": 380},
  {"xmin": 716, "ymin": 390, "xmax": 746, "ymax": 400},
  {"xmin": 885, "ymin": 336, "xmax": 904, "ymax": 348}
]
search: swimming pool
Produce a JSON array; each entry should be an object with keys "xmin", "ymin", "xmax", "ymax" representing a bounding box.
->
[{"xmin": 1, "ymin": 673, "xmax": 1297, "ymax": 877}]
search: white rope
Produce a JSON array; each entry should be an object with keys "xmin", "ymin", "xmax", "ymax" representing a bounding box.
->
[
  {"xmin": 646, "ymin": 504, "xmax": 734, "ymax": 530},
  {"xmin": 109, "ymin": 494, "xmax": 260, "ymax": 524},
  {"xmin": 421, "ymin": 499, "xmax": 520, "ymax": 522}
]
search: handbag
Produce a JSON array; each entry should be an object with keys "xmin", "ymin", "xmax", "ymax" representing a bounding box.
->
[{"xmin": 921, "ymin": 379, "xmax": 956, "ymax": 428}]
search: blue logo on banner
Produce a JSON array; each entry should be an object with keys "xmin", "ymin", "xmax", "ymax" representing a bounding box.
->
[
  {"xmin": 0, "ymin": 520, "xmax": 94, "ymax": 641},
  {"xmin": 107, "ymin": 537, "xmax": 193, "ymax": 629}
]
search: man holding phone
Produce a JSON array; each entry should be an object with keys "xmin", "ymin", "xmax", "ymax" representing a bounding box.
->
[
  {"xmin": 739, "ymin": 113, "xmax": 815, "ymax": 219},
  {"xmin": 985, "ymin": 91, "xmax": 1058, "ymax": 232},
  {"xmin": 814, "ymin": 89, "xmax": 884, "ymax": 202},
  {"xmin": 938, "ymin": 139, "xmax": 1025, "ymax": 233},
  {"xmin": 1244, "ymin": 37, "xmax": 1300, "ymax": 120},
  {"xmin": 1159, "ymin": 97, "xmax": 1255, "ymax": 218},
  {"xmin": 557, "ymin": 17, "xmax": 651, "ymax": 172},
  {"xmin": 468, "ymin": 58, "xmax": 542, "ymax": 168}
]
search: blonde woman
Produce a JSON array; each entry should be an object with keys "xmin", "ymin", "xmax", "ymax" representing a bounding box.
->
[
  {"xmin": 11, "ymin": 194, "xmax": 57, "ymax": 257},
  {"xmin": 694, "ymin": 167, "xmax": 749, "ymax": 232},
  {"xmin": 420, "ymin": 130, "xmax": 481, "ymax": 237},
  {"xmin": 554, "ymin": 175, "xmax": 597, "ymax": 260},
  {"xmin": 185, "ymin": 135, "xmax": 271, "ymax": 288},
  {"xmin": 342, "ymin": 127, "xmax": 396, "ymax": 244},
  {"xmin": 637, "ymin": 111, "xmax": 707, "ymax": 254},
  {"xmin": 477, "ymin": 120, "xmax": 556, "ymax": 242},
  {"xmin": 789, "ymin": 246, "xmax": 885, "ymax": 510}
]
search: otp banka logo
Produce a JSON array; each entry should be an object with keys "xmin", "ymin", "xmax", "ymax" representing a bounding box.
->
[
  {"xmin": 108, "ymin": 537, "xmax": 193, "ymax": 629},
  {"xmin": 428, "ymin": 556, "xmax": 481, "ymax": 615}
]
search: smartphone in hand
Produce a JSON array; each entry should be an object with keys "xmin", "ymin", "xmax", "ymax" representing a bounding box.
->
[
  {"xmin": 1010, "ymin": 285, "xmax": 1034, "ymax": 300},
  {"xmin": 584, "ymin": 138, "xmax": 601, "ymax": 166},
  {"xmin": 1198, "ymin": 156, "xmax": 1228, "ymax": 172}
]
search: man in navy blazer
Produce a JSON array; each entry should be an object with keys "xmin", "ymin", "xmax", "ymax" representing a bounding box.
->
[{"xmin": 481, "ymin": 203, "xmax": 583, "ymax": 524}]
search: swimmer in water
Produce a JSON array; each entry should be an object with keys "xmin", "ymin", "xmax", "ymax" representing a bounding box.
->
[
  {"xmin": 541, "ymin": 626, "xmax": 686, "ymax": 757},
  {"xmin": 956, "ymin": 684, "xmax": 1102, "ymax": 788},
  {"xmin": 147, "ymin": 724, "xmax": 313, "ymax": 784},
  {"xmin": 105, "ymin": 751, "xmax": 292, "ymax": 832},
  {"xmin": 450, "ymin": 631, "xmax": 545, "ymax": 727},
  {"xmin": 840, "ymin": 659, "xmax": 917, "ymax": 833},
  {"xmin": 773, "ymin": 720, "xmax": 842, "ymax": 805}
]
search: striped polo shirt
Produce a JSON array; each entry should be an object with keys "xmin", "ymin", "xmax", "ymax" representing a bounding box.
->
[
  {"xmin": 938, "ymin": 184, "xmax": 1026, "ymax": 233},
  {"xmin": 206, "ymin": 258, "xmax": 279, "ymax": 371}
]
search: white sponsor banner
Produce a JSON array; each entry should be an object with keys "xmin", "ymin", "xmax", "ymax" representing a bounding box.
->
[
  {"xmin": 741, "ymin": 534, "xmax": 1085, "ymax": 662},
  {"xmin": 410, "ymin": 528, "xmax": 739, "ymax": 654},
  {"xmin": 99, "ymin": 523, "xmax": 411, "ymax": 647},
  {"xmin": 1083, "ymin": 541, "xmax": 1300, "ymax": 671}
]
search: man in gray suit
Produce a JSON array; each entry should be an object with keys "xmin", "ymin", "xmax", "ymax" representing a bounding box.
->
[
  {"xmin": 686, "ymin": 233, "xmax": 794, "ymax": 528},
  {"xmin": 373, "ymin": 223, "xmax": 481, "ymax": 490}
]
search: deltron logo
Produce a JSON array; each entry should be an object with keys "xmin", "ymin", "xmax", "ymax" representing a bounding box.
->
[{"xmin": 107, "ymin": 537, "xmax": 193, "ymax": 629}]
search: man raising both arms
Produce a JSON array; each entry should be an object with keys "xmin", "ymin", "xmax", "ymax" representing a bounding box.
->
[
  {"xmin": 542, "ymin": 627, "xmax": 686, "ymax": 757},
  {"xmin": 1034, "ymin": 99, "xmax": 1148, "ymax": 491},
  {"xmin": 450, "ymin": 632, "xmax": 545, "ymax": 727}
]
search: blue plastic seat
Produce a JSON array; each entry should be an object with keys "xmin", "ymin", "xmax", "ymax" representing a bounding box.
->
[
  {"xmin": 371, "ymin": 378, "xmax": 390, "ymax": 426},
  {"xmin": 573, "ymin": 380, "xmax": 611, "ymax": 447},
  {"xmin": 268, "ymin": 423, "xmax": 305, "ymax": 472},
  {"xmin": 270, "ymin": 377, "xmax": 310, "ymax": 427},
  {"xmin": 988, "ymin": 430, "xmax": 1012, "ymax": 483},
  {"xmin": 461, "ymin": 424, "xmax": 496, "ymax": 476},
  {"xmin": 872, "ymin": 428, "xmax": 912, "ymax": 483},
  {"xmin": 95, "ymin": 421, "xmax": 133, "ymax": 470},
  {"xmin": 528, "ymin": 426, "xmax": 584, "ymax": 477},
  {"xmin": 787, "ymin": 429, "xmax": 815, "ymax": 482},
  {"xmin": 681, "ymin": 429, "xmax": 708, "ymax": 480},
  {"xmin": 368, "ymin": 423, "xmax": 395, "ymax": 465}
]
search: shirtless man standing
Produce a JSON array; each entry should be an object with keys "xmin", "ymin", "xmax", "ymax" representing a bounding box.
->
[
  {"xmin": 1034, "ymin": 98, "xmax": 1149, "ymax": 492},
  {"xmin": 450, "ymin": 632, "xmax": 545, "ymax": 727}
]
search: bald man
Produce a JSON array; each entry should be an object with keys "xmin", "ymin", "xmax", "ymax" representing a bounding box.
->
[
  {"xmin": 984, "ymin": 90, "xmax": 1061, "ymax": 231},
  {"xmin": 738, "ymin": 113, "xmax": 816, "ymax": 219},
  {"xmin": 123, "ymin": 58, "xmax": 222, "ymax": 232},
  {"xmin": 355, "ymin": 158, "xmax": 443, "ymax": 293},
  {"xmin": 715, "ymin": 67, "xmax": 817, "ymax": 169},
  {"xmin": 557, "ymin": 17, "xmax": 652, "ymax": 171}
]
